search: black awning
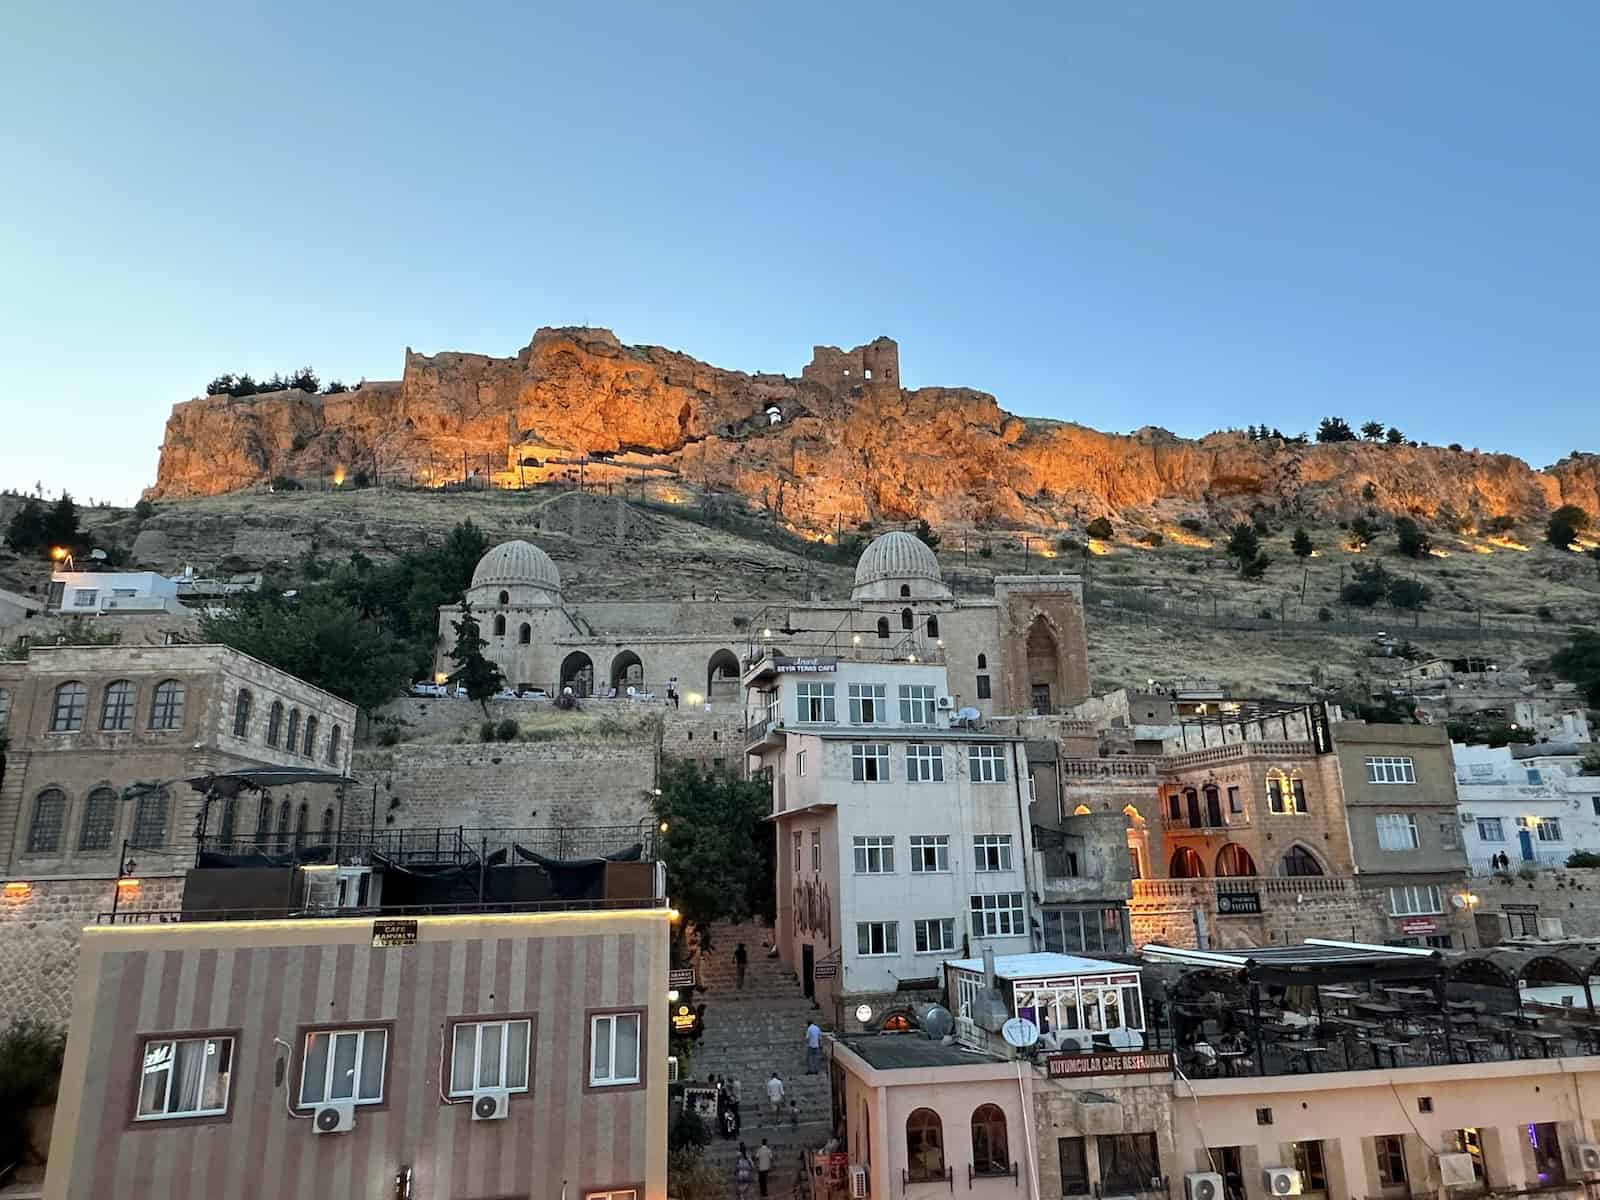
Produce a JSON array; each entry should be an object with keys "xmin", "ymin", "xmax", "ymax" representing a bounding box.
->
[
  {"xmin": 1143, "ymin": 939, "xmax": 1443, "ymax": 987},
  {"xmin": 183, "ymin": 767, "xmax": 357, "ymax": 795}
]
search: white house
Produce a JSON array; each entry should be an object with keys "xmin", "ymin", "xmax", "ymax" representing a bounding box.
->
[
  {"xmin": 1452, "ymin": 741, "xmax": 1600, "ymax": 874},
  {"xmin": 47, "ymin": 571, "xmax": 183, "ymax": 615},
  {"xmin": 748, "ymin": 653, "xmax": 1035, "ymax": 1027}
]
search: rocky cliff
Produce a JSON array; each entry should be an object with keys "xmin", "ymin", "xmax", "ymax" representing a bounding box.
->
[{"xmin": 147, "ymin": 327, "xmax": 1600, "ymax": 528}]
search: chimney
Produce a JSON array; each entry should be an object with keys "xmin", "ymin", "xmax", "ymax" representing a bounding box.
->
[{"xmin": 982, "ymin": 944, "xmax": 997, "ymax": 991}]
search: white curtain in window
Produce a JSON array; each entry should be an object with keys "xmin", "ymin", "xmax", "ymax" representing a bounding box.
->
[{"xmin": 173, "ymin": 1039, "xmax": 207, "ymax": 1112}]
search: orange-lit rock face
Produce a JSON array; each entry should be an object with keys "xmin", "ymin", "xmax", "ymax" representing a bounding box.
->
[{"xmin": 146, "ymin": 328, "xmax": 1599, "ymax": 529}]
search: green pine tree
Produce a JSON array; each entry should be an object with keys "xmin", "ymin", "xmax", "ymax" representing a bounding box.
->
[{"xmin": 447, "ymin": 601, "xmax": 504, "ymax": 715}]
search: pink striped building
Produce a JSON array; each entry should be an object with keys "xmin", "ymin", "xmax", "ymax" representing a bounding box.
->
[{"xmin": 46, "ymin": 909, "xmax": 670, "ymax": 1200}]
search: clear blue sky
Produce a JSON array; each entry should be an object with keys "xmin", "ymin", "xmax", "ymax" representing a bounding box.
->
[{"xmin": 3, "ymin": 2, "xmax": 1596, "ymax": 505}]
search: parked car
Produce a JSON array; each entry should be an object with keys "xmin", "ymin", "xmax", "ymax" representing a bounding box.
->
[
  {"xmin": 411, "ymin": 681, "xmax": 447, "ymax": 698},
  {"xmin": 519, "ymin": 688, "xmax": 549, "ymax": 701}
]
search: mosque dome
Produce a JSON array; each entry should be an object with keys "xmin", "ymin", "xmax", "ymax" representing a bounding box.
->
[
  {"xmin": 469, "ymin": 540, "xmax": 562, "ymax": 602},
  {"xmin": 851, "ymin": 531, "xmax": 951, "ymax": 602}
]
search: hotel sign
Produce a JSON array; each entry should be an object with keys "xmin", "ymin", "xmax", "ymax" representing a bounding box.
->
[
  {"xmin": 1216, "ymin": 890, "xmax": 1262, "ymax": 916},
  {"xmin": 371, "ymin": 918, "xmax": 418, "ymax": 947},
  {"xmin": 669, "ymin": 967, "xmax": 697, "ymax": 989},
  {"xmin": 1047, "ymin": 1051, "xmax": 1173, "ymax": 1078},
  {"xmin": 1399, "ymin": 917, "xmax": 1438, "ymax": 935},
  {"xmin": 773, "ymin": 656, "xmax": 838, "ymax": 674}
]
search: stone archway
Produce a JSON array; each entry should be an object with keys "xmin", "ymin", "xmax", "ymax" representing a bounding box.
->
[
  {"xmin": 1025, "ymin": 615, "xmax": 1066, "ymax": 714},
  {"xmin": 560, "ymin": 651, "xmax": 594, "ymax": 697},
  {"xmin": 707, "ymin": 648, "xmax": 741, "ymax": 700},
  {"xmin": 1215, "ymin": 843, "xmax": 1258, "ymax": 877},
  {"xmin": 610, "ymin": 650, "xmax": 644, "ymax": 692},
  {"xmin": 1170, "ymin": 846, "xmax": 1206, "ymax": 878},
  {"xmin": 1279, "ymin": 843, "xmax": 1326, "ymax": 877}
]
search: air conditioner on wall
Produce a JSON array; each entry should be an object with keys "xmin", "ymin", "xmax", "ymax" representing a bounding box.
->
[
  {"xmin": 667, "ymin": 1056, "xmax": 679, "ymax": 1082},
  {"xmin": 936, "ymin": 696, "xmax": 955, "ymax": 711},
  {"xmin": 1435, "ymin": 1154, "xmax": 1478, "ymax": 1188},
  {"xmin": 313, "ymin": 1101, "xmax": 355, "ymax": 1134},
  {"xmin": 1575, "ymin": 1144, "xmax": 1600, "ymax": 1174},
  {"xmin": 471, "ymin": 1089, "xmax": 510, "ymax": 1121},
  {"xmin": 849, "ymin": 1163, "xmax": 869, "ymax": 1199},
  {"xmin": 1262, "ymin": 1167, "xmax": 1302, "ymax": 1196},
  {"xmin": 1185, "ymin": 1172, "xmax": 1224, "ymax": 1200}
]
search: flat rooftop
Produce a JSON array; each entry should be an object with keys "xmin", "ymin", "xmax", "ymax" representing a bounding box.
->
[
  {"xmin": 843, "ymin": 1036, "xmax": 1003, "ymax": 1070},
  {"xmin": 944, "ymin": 952, "xmax": 1133, "ymax": 978}
]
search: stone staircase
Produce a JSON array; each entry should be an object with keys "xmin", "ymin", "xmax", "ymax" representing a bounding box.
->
[{"xmin": 680, "ymin": 922, "xmax": 834, "ymax": 1195}]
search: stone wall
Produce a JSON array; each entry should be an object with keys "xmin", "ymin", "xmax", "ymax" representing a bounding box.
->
[
  {"xmin": 1474, "ymin": 867, "xmax": 1600, "ymax": 941},
  {"xmin": 0, "ymin": 875, "xmax": 185, "ymax": 1028}
]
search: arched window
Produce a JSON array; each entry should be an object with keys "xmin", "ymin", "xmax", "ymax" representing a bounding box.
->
[
  {"xmin": 0, "ymin": 685, "xmax": 10, "ymax": 732},
  {"xmin": 493, "ymin": 614, "xmax": 506, "ymax": 637},
  {"xmin": 286, "ymin": 708, "xmax": 301, "ymax": 752},
  {"xmin": 303, "ymin": 716, "xmax": 318, "ymax": 758},
  {"xmin": 1216, "ymin": 844, "xmax": 1258, "ymax": 877},
  {"xmin": 1203, "ymin": 784, "xmax": 1223, "ymax": 827},
  {"xmin": 971, "ymin": 1104, "xmax": 1010, "ymax": 1176},
  {"xmin": 327, "ymin": 725, "xmax": 343, "ymax": 766},
  {"xmin": 901, "ymin": 607, "xmax": 913, "ymax": 630},
  {"xmin": 927, "ymin": 615, "xmax": 940, "ymax": 639},
  {"xmin": 50, "ymin": 681, "xmax": 87, "ymax": 732},
  {"xmin": 1280, "ymin": 844, "xmax": 1324, "ymax": 877},
  {"xmin": 219, "ymin": 797, "xmax": 238, "ymax": 845},
  {"xmin": 267, "ymin": 700, "xmax": 284, "ymax": 747},
  {"xmin": 320, "ymin": 806, "xmax": 335, "ymax": 844},
  {"xmin": 906, "ymin": 1109, "xmax": 946, "ymax": 1182},
  {"xmin": 498, "ymin": 590, "xmax": 509, "ymax": 605},
  {"xmin": 900, "ymin": 584, "xmax": 911, "ymax": 598},
  {"xmin": 519, "ymin": 622, "xmax": 531, "ymax": 645},
  {"xmin": 1169, "ymin": 846, "xmax": 1206, "ymax": 877},
  {"xmin": 100, "ymin": 680, "xmax": 136, "ymax": 731},
  {"xmin": 131, "ymin": 790, "xmax": 168, "ymax": 848},
  {"xmin": 79, "ymin": 786, "xmax": 118, "ymax": 851},
  {"xmin": 295, "ymin": 802, "xmax": 309, "ymax": 846},
  {"xmin": 277, "ymin": 799, "xmax": 293, "ymax": 840},
  {"xmin": 977, "ymin": 653, "xmax": 987, "ymax": 669},
  {"xmin": 256, "ymin": 797, "xmax": 274, "ymax": 840},
  {"xmin": 149, "ymin": 679, "xmax": 185, "ymax": 730},
  {"xmin": 27, "ymin": 788, "xmax": 67, "ymax": 853},
  {"xmin": 876, "ymin": 617, "xmax": 890, "ymax": 639},
  {"xmin": 233, "ymin": 688, "xmax": 252, "ymax": 738}
]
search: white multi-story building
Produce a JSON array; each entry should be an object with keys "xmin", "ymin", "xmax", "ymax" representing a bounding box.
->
[
  {"xmin": 1453, "ymin": 741, "xmax": 1600, "ymax": 874},
  {"xmin": 747, "ymin": 652, "xmax": 1034, "ymax": 1026},
  {"xmin": 47, "ymin": 570, "xmax": 183, "ymax": 614}
]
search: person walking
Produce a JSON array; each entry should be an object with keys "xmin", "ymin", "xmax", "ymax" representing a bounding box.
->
[
  {"xmin": 765, "ymin": 1071, "xmax": 785, "ymax": 1123},
  {"xmin": 756, "ymin": 1138, "xmax": 773, "ymax": 1197},
  {"xmin": 734, "ymin": 1143, "xmax": 755, "ymax": 1200},
  {"xmin": 734, "ymin": 942, "xmax": 749, "ymax": 990},
  {"xmin": 805, "ymin": 1020, "xmax": 822, "ymax": 1074}
]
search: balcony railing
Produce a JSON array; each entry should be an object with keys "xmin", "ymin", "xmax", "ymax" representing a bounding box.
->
[
  {"xmin": 201, "ymin": 825, "xmax": 658, "ymax": 866},
  {"xmin": 1131, "ymin": 876, "xmax": 1358, "ymax": 905},
  {"xmin": 1061, "ymin": 757, "xmax": 1160, "ymax": 779},
  {"xmin": 1164, "ymin": 740, "xmax": 1316, "ymax": 769},
  {"xmin": 96, "ymin": 896, "xmax": 670, "ymax": 925}
]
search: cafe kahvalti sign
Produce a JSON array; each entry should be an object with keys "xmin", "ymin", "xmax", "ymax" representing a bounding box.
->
[
  {"xmin": 1047, "ymin": 1050, "xmax": 1173, "ymax": 1079},
  {"xmin": 773, "ymin": 655, "xmax": 838, "ymax": 674}
]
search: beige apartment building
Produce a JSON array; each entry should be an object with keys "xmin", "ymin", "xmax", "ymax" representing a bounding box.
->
[{"xmin": 45, "ymin": 906, "xmax": 670, "ymax": 1200}]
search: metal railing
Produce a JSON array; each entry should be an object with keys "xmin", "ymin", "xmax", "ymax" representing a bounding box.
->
[
  {"xmin": 95, "ymin": 895, "xmax": 669, "ymax": 925},
  {"xmin": 199, "ymin": 825, "xmax": 656, "ymax": 866}
]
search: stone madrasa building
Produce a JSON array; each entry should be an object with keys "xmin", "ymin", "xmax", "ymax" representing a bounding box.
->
[{"xmin": 434, "ymin": 531, "xmax": 1090, "ymax": 717}]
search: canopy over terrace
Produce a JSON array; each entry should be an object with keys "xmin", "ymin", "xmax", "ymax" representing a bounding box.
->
[
  {"xmin": 182, "ymin": 766, "xmax": 357, "ymax": 866},
  {"xmin": 1143, "ymin": 938, "xmax": 1451, "ymax": 1071},
  {"xmin": 1445, "ymin": 945, "xmax": 1600, "ymax": 1013}
]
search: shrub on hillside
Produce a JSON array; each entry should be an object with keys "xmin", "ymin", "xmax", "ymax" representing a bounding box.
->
[
  {"xmin": 1086, "ymin": 517, "xmax": 1114, "ymax": 540},
  {"xmin": 495, "ymin": 718, "xmax": 519, "ymax": 742},
  {"xmin": 479, "ymin": 720, "xmax": 497, "ymax": 743}
]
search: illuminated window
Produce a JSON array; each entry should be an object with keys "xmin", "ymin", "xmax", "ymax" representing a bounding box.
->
[{"xmin": 136, "ymin": 1036, "xmax": 233, "ymax": 1120}]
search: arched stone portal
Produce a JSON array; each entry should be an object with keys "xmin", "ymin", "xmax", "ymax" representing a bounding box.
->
[
  {"xmin": 610, "ymin": 650, "xmax": 644, "ymax": 692},
  {"xmin": 1216, "ymin": 844, "xmax": 1258, "ymax": 877},
  {"xmin": 1025, "ymin": 615, "xmax": 1065, "ymax": 714},
  {"xmin": 707, "ymin": 649, "xmax": 741, "ymax": 699},
  {"xmin": 560, "ymin": 652, "xmax": 594, "ymax": 697},
  {"xmin": 1279, "ymin": 844, "xmax": 1325, "ymax": 877},
  {"xmin": 1170, "ymin": 846, "xmax": 1206, "ymax": 878}
]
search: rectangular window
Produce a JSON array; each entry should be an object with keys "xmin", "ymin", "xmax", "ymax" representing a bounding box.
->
[
  {"xmin": 1043, "ymin": 908, "xmax": 1124, "ymax": 955},
  {"xmin": 1167, "ymin": 794, "xmax": 1182, "ymax": 821},
  {"xmin": 450, "ymin": 1019, "xmax": 532, "ymax": 1096},
  {"xmin": 970, "ymin": 892, "xmax": 1025, "ymax": 937},
  {"xmin": 1058, "ymin": 1137, "xmax": 1090, "ymax": 1196},
  {"xmin": 810, "ymin": 831, "xmax": 821, "ymax": 870},
  {"xmin": 914, "ymin": 918, "xmax": 956, "ymax": 953},
  {"xmin": 588, "ymin": 1192, "xmax": 639, "ymax": 1200},
  {"xmin": 1388, "ymin": 885, "xmax": 1444, "ymax": 917},
  {"xmin": 1268, "ymin": 776, "xmax": 1308, "ymax": 814},
  {"xmin": 975, "ymin": 675, "xmax": 992, "ymax": 700},
  {"xmin": 905, "ymin": 743, "xmax": 944, "ymax": 782},
  {"xmin": 852, "ymin": 836, "xmax": 895, "ymax": 874},
  {"xmin": 1375, "ymin": 1135, "xmax": 1407, "ymax": 1187},
  {"xmin": 1537, "ymin": 819, "xmax": 1563, "ymax": 842},
  {"xmin": 1375, "ymin": 813, "xmax": 1420, "ymax": 851},
  {"xmin": 968, "ymin": 743, "xmax": 1008, "ymax": 783},
  {"xmin": 792, "ymin": 832, "xmax": 802, "ymax": 873},
  {"xmin": 795, "ymin": 682, "xmax": 835, "ymax": 723},
  {"xmin": 795, "ymin": 749, "xmax": 806, "ymax": 777},
  {"xmin": 1227, "ymin": 786, "xmax": 1242, "ymax": 815},
  {"xmin": 1366, "ymin": 756, "xmax": 1417, "ymax": 784},
  {"xmin": 851, "ymin": 743, "xmax": 890, "ymax": 782},
  {"xmin": 848, "ymin": 684, "xmax": 886, "ymax": 724},
  {"xmin": 136, "ymin": 1035, "xmax": 233, "ymax": 1120},
  {"xmin": 973, "ymin": 834, "xmax": 1013, "ymax": 872},
  {"xmin": 1098, "ymin": 1133, "xmax": 1161, "ymax": 1196},
  {"xmin": 1426, "ymin": 934, "xmax": 1453, "ymax": 949},
  {"xmin": 588, "ymin": 1012, "xmax": 641, "ymax": 1087},
  {"xmin": 1439, "ymin": 818, "xmax": 1460, "ymax": 849},
  {"xmin": 910, "ymin": 835, "xmax": 950, "ymax": 873},
  {"xmin": 1477, "ymin": 817, "xmax": 1504, "ymax": 842},
  {"xmin": 74, "ymin": 589, "xmax": 98, "ymax": 608},
  {"xmin": 1527, "ymin": 769, "xmax": 1543, "ymax": 785},
  {"xmin": 899, "ymin": 684, "xmax": 936, "ymax": 725},
  {"xmin": 856, "ymin": 921, "xmax": 898, "ymax": 956},
  {"xmin": 300, "ymin": 1027, "xmax": 387, "ymax": 1106},
  {"xmin": 1292, "ymin": 1141, "xmax": 1329, "ymax": 1193}
]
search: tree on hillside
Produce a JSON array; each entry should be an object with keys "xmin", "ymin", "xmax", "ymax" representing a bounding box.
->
[
  {"xmin": 1086, "ymin": 517, "xmax": 1114, "ymax": 540},
  {"xmin": 1291, "ymin": 527, "xmax": 1314, "ymax": 559},
  {"xmin": 1553, "ymin": 629, "xmax": 1600, "ymax": 707},
  {"xmin": 1547, "ymin": 505, "xmax": 1591, "ymax": 551},
  {"xmin": 1394, "ymin": 517, "xmax": 1431, "ymax": 560},
  {"xmin": 1386, "ymin": 576, "xmax": 1431, "ymax": 610},
  {"xmin": 289, "ymin": 367, "xmax": 319, "ymax": 394},
  {"xmin": 1317, "ymin": 417, "xmax": 1356, "ymax": 443},
  {"xmin": 1361, "ymin": 421, "xmax": 1385, "ymax": 441},
  {"xmin": 1386, "ymin": 427, "xmax": 1405, "ymax": 444},
  {"xmin": 446, "ymin": 602, "xmax": 504, "ymax": 715},
  {"xmin": 654, "ymin": 758, "xmax": 775, "ymax": 948},
  {"xmin": 43, "ymin": 494, "xmax": 80, "ymax": 551},
  {"xmin": 1225, "ymin": 523, "xmax": 1270, "ymax": 578},
  {"xmin": 1348, "ymin": 516, "xmax": 1380, "ymax": 550},
  {"xmin": 4, "ymin": 500, "xmax": 47, "ymax": 553},
  {"xmin": 914, "ymin": 518, "xmax": 940, "ymax": 549}
]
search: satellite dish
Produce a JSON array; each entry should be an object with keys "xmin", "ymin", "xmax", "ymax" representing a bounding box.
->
[
  {"xmin": 1002, "ymin": 1017, "xmax": 1040, "ymax": 1049},
  {"xmin": 855, "ymin": 1003, "xmax": 874, "ymax": 1024},
  {"xmin": 957, "ymin": 707, "xmax": 981, "ymax": 723},
  {"xmin": 89, "ymin": 548, "xmax": 107, "ymax": 561},
  {"xmin": 920, "ymin": 1005, "xmax": 954, "ymax": 1040}
]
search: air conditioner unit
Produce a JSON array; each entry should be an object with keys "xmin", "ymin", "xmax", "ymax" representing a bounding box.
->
[
  {"xmin": 1262, "ymin": 1167, "xmax": 1302, "ymax": 1196},
  {"xmin": 1575, "ymin": 1144, "xmax": 1600, "ymax": 1174},
  {"xmin": 1436, "ymin": 1154, "xmax": 1478, "ymax": 1188},
  {"xmin": 471, "ymin": 1089, "xmax": 510, "ymax": 1121},
  {"xmin": 849, "ymin": 1163, "xmax": 869, "ymax": 1199},
  {"xmin": 936, "ymin": 696, "xmax": 955, "ymax": 711},
  {"xmin": 312, "ymin": 1101, "xmax": 355, "ymax": 1133},
  {"xmin": 1185, "ymin": 1172, "xmax": 1224, "ymax": 1200},
  {"xmin": 667, "ymin": 1055, "xmax": 680, "ymax": 1082}
]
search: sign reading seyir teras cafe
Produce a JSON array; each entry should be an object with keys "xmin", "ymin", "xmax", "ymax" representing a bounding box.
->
[
  {"xmin": 773, "ymin": 656, "xmax": 838, "ymax": 673},
  {"xmin": 1046, "ymin": 1051, "xmax": 1173, "ymax": 1078}
]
